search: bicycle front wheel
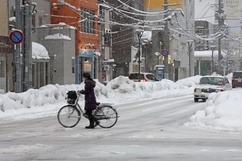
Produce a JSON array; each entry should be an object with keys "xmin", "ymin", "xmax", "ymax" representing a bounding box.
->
[
  {"xmin": 57, "ymin": 105, "xmax": 81, "ymax": 128},
  {"xmin": 94, "ymin": 106, "xmax": 118, "ymax": 128}
]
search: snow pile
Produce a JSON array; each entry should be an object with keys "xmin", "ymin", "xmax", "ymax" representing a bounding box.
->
[
  {"xmin": 226, "ymin": 73, "xmax": 233, "ymax": 84},
  {"xmin": 176, "ymin": 75, "xmax": 202, "ymax": 87},
  {"xmin": 0, "ymin": 81, "xmax": 109, "ymax": 113},
  {"xmin": 186, "ymin": 90, "xmax": 242, "ymax": 131},
  {"xmin": 32, "ymin": 42, "xmax": 50, "ymax": 59},
  {"xmin": 106, "ymin": 76, "xmax": 136, "ymax": 93},
  {"xmin": 9, "ymin": 17, "xmax": 16, "ymax": 22},
  {"xmin": 0, "ymin": 76, "xmax": 199, "ymax": 117},
  {"xmin": 45, "ymin": 33, "xmax": 71, "ymax": 40}
]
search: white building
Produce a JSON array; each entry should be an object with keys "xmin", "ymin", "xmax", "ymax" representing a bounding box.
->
[{"xmin": 143, "ymin": 0, "xmax": 195, "ymax": 80}]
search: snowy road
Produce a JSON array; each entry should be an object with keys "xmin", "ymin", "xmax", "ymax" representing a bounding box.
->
[{"xmin": 1, "ymin": 94, "xmax": 242, "ymax": 161}]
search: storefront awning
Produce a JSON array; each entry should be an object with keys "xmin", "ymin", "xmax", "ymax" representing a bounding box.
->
[{"xmin": 32, "ymin": 42, "xmax": 50, "ymax": 60}]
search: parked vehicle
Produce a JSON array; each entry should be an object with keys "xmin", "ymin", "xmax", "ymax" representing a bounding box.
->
[
  {"xmin": 129, "ymin": 72, "xmax": 159, "ymax": 82},
  {"xmin": 194, "ymin": 76, "xmax": 232, "ymax": 102},
  {"xmin": 232, "ymin": 71, "xmax": 242, "ymax": 88}
]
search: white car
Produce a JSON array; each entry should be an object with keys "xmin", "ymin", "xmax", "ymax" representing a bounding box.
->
[
  {"xmin": 129, "ymin": 72, "xmax": 159, "ymax": 82},
  {"xmin": 194, "ymin": 76, "xmax": 232, "ymax": 102}
]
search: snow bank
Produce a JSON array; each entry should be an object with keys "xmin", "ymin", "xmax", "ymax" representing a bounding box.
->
[
  {"xmin": 176, "ymin": 75, "xmax": 202, "ymax": 87},
  {"xmin": 0, "ymin": 81, "xmax": 108, "ymax": 113},
  {"xmin": 186, "ymin": 90, "xmax": 242, "ymax": 131},
  {"xmin": 0, "ymin": 76, "xmax": 198, "ymax": 118}
]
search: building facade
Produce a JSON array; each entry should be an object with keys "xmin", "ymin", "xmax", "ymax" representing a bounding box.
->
[
  {"xmin": 143, "ymin": 0, "xmax": 195, "ymax": 80},
  {"xmin": 102, "ymin": 0, "xmax": 144, "ymax": 77},
  {"xmin": 0, "ymin": 0, "xmax": 14, "ymax": 93},
  {"xmin": 51, "ymin": 0, "xmax": 99, "ymax": 83},
  {"xmin": 195, "ymin": 20, "xmax": 215, "ymax": 51}
]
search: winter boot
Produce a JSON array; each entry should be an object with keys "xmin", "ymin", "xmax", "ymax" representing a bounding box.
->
[{"xmin": 85, "ymin": 118, "xmax": 95, "ymax": 129}]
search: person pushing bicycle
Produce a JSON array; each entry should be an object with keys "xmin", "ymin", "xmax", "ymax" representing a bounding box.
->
[{"xmin": 79, "ymin": 73, "xmax": 99, "ymax": 129}]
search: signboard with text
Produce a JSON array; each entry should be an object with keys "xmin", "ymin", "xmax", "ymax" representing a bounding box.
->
[
  {"xmin": 0, "ymin": 36, "xmax": 14, "ymax": 54},
  {"xmin": 224, "ymin": 0, "xmax": 241, "ymax": 20}
]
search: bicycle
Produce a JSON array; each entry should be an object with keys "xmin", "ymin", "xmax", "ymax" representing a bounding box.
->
[{"xmin": 57, "ymin": 90, "xmax": 118, "ymax": 128}]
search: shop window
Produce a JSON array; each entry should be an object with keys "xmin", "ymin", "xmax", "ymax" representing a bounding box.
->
[{"xmin": 0, "ymin": 60, "xmax": 5, "ymax": 77}]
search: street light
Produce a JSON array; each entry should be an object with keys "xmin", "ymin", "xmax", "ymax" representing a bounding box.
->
[{"xmin": 135, "ymin": 29, "xmax": 144, "ymax": 80}]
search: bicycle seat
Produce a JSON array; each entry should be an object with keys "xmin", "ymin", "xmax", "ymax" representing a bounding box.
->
[{"xmin": 96, "ymin": 102, "xmax": 100, "ymax": 106}]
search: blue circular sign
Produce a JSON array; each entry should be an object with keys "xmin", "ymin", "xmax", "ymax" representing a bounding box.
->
[
  {"xmin": 219, "ymin": 54, "xmax": 223, "ymax": 60},
  {"xmin": 9, "ymin": 30, "xmax": 24, "ymax": 44},
  {"xmin": 161, "ymin": 49, "xmax": 169, "ymax": 56}
]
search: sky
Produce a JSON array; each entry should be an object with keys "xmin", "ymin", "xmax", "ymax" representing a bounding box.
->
[
  {"xmin": 195, "ymin": 0, "xmax": 242, "ymax": 37},
  {"xmin": 195, "ymin": 0, "xmax": 216, "ymax": 24}
]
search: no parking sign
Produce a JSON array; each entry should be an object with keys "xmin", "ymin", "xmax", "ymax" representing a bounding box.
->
[
  {"xmin": 9, "ymin": 30, "xmax": 24, "ymax": 45},
  {"xmin": 161, "ymin": 49, "xmax": 169, "ymax": 56}
]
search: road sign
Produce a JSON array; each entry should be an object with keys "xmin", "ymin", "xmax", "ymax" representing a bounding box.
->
[
  {"xmin": 9, "ymin": 30, "xmax": 24, "ymax": 44},
  {"xmin": 219, "ymin": 54, "xmax": 223, "ymax": 60},
  {"xmin": 221, "ymin": 60, "xmax": 227, "ymax": 67},
  {"xmin": 161, "ymin": 49, "xmax": 169, "ymax": 56}
]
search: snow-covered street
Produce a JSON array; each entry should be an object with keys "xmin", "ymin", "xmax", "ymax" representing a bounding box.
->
[
  {"xmin": 1, "ymin": 93, "xmax": 242, "ymax": 161},
  {"xmin": 1, "ymin": 75, "xmax": 242, "ymax": 160}
]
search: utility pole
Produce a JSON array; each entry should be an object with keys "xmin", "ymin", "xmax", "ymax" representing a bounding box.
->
[
  {"xmin": 15, "ymin": 0, "xmax": 22, "ymax": 92},
  {"xmin": 187, "ymin": 41, "xmax": 193, "ymax": 77},
  {"xmin": 22, "ymin": 1, "xmax": 32, "ymax": 91},
  {"xmin": 218, "ymin": 0, "xmax": 224, "ymax": 74},
  {"xmin": 163, "ymin": 0, "xmax": 170, "ymax": 80}
]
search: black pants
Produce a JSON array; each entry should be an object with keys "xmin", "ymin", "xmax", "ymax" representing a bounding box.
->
[{"xmin": 85, "ymin": 110, "xmax": 95, "ymax": 126}]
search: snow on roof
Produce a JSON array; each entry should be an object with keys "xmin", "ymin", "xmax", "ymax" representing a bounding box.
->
[
  {"xmin": 9, "ymin": 17, "xmax": 16, "ymax": 22},
  {"xmin": 99, "ymin": 3, "xmax": 111, "ymax": 9},
  {"xmin": 94, "ymin": 51, "xmax": 101, "ymax": 56},
  {"xmin": 45, "ymin": 33, "xmax": 71, "ymax": 40},
  {"xmin": 194, "ymin": 50, "xmax": 225, "ymax": 58},
  {"xmin": 103, "ymin": 59, "xmax": 115, "ymax": 63},
  {"xmin": 39, "ymin": 23, "xmax": 76, "ymax": 30},
  {"xmin": 32, "ymin": 42, "xmax": 50, "ymax": 60}
]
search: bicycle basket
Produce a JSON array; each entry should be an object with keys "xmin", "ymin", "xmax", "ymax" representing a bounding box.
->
[{"xmin": 66, "ymin": 90, "xmax": 77, "ymax": 104}]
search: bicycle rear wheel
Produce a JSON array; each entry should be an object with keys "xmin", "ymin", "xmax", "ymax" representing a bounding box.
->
[
  {"xmin": 57, "ymin": 105, "xmax": 81, "ymax": 128},
  {"xmin": 94, "ymin": 106, "xmax": 118, "ymax": 128}
]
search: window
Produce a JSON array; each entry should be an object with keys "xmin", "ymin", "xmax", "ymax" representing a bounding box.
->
[
  {"xmin": 146, "ymin": 74, "xmax": 157, "ymax": 81},
  {"xmin": 39, "ymin": 15, "xmax": 43, "ymax": 26},
  {"xmin": 81, "ymin": 8, "xmax": 95, "ymax": 34},
  {"xmin": 129, "ymin": 73, "xmax": 144, "ymax": 79},
  {"xmin": 200, "ymin": 77, "xmax": 225, "ymax": 85},
  {"xmin": 0, "ymin": 60, "xmax": 5, "ymax": 77},
  {"xmin": 233, "ymin": 71, "xmax": 242, "ymax": 78},
  {"xmin": 32, "ymin": 14, "xmax": 36, "ymax": 32}
]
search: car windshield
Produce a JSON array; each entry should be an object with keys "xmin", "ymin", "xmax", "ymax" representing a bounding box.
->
[
  {"xmin": 199, "ymin": 77, "xmax": 225, "ymax": 85},
  {"xmin": 129, "ymin": 73, "xmax": 144, "ymax": 79},
  {"xmin": 233, "ymin": 72, "xmax": 242, "ymax": 78},
  {"xmin": 146, "ymin": 74, "xmax": 157, "ymax": 81}
]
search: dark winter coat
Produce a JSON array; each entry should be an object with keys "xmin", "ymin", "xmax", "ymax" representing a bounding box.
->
[{"xmin": 80, "ymin": 79, "xmax": 97, "ymax": 110}]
